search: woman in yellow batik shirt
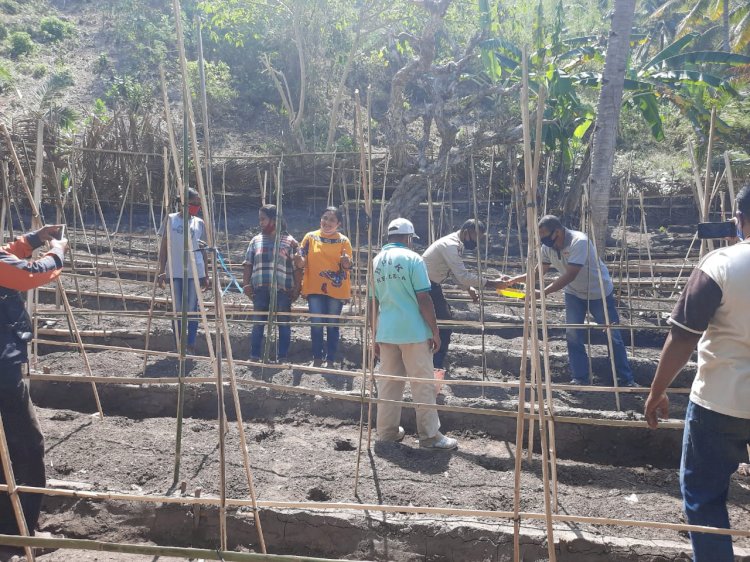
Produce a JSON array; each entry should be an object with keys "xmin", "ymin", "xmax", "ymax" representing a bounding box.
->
[{"xmin": 294, "ymin": 207, "xmax": 353, "ymax": 367}]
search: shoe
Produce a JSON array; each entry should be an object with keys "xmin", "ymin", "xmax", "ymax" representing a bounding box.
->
[
  {"xmin": 312, "ymin": 358, "xmax": 323, "ymax": 368},
  {"xmin": 568, "ymin": 379, "xmax": 588, "ymax": 386},
  {"xmin": 621, "ymin": 380, "xmax": 640, "ymax": 388},
  {"xmin": 377, "ymin": 426, "xmax": 405, "ymax": 443},
  {"xmin": 325, "ymin": 360, "xmax": 336, "ymax": 369},
  {"xmin": 420, "ymin": 433, "xmax": 458, "ymax": 450}
]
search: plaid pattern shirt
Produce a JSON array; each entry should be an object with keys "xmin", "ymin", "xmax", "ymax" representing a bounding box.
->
[{"xmin": 244, "ymin": 233, "xmax": 298, "ymax": 291}]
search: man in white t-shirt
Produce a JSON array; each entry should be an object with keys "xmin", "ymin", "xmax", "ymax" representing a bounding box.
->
[
  {"xmin": 645, "ymin": 185, "xmax": 750, "ymax": 562},
  {"xmin": 506, "ymin": 215, "xmax": 635, "ymax": 386},
  {"xmin": 157, "ymin": 188, "xmax": 209, "ymax": 355}
]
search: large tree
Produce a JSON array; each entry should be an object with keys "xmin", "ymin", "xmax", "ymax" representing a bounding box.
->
[{"xmin": 588, "ymin": 0, "xmax": 637, "ymax": 252}]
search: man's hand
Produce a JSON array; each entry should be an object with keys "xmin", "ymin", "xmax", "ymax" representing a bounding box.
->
[
  {"xmin": 293, "ymin": 254, "xmax": 305, "ymax": 269},
  {"xmin": 289, "ymin": 287, "xmax": 301, "ymax": 302},
  {"xmin": 243, "ymin": 284, "xmax": 253, "ymax": 298},
  {"xmin": 39, "ymin": 224, "xmax": 64, "ymax": 243},
  {"xmin": 467, "ymin": 286, "xmax": 479, "ymax": 303},
  {"xmin": 49, "ymin": 238, "xmax": 68, "ymax": 254},
  {"xmin": 157, "ymin": 272, "xmax": 167, "ymax": 289},
  {"xmin": 644, "ymin": 391, "xmax": 670, "ymax": 429},
  {"xmin": 373, "ymin": 342, "xmax": 380, "ymax": 360},
  {"xmin": 201, "ymin": 276, "xmax": 211, "ymax": 291},
  {"xmin": 428, "ymin": 331, "xmax": 441, "ymax": 354}
]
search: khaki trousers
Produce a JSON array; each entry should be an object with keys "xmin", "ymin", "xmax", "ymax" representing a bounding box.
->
[{"xmin": 376, "ymin": 341, "xmax": 440, "ymax": 441}]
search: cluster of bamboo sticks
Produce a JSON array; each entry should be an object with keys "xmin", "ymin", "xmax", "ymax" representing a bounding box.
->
[{"xmin": 0, "ymin": 13, "xmax": 746, "ymax": 562}]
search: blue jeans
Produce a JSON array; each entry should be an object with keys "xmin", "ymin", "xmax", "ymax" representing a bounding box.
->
[
  {"xmin": 172, "ymin": 277, "xmax": 201, "ymax": 347},
  {"xmin": 250, "ymin": 286, "xmax": 292, "ymax": 360},
  {"xmin": 307, "ymin": 294, "xmax": 345, "ymax": 362},
  {"xmin": 564, "ymin": 291, "xmax": 633, "ymax": 384},
  {"xmin": 681, "ymin": 401, "xmax": 750, "ymax": 561}
]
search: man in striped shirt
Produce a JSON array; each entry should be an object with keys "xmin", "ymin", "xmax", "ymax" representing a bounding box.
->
[{"xmin": 0, "ymin": 225, "xmax": 66, "ymax": 541}]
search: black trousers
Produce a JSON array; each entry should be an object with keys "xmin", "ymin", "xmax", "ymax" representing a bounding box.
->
[
  {"xmin": 429, "ymin": 282, "xmax": 452, "ymax": 369},
  {"xmin": 0, "ymin": 364, "xmax": 45, "ymax": 535}
]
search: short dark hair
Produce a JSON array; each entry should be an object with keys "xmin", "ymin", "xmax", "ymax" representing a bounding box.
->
[
  {"xmin": 461, "ymin": 219, "xmax": 486, "ymax": 234},
  {"xmin": 737, "ymin": 185, "xmax": 750, "ymax": 216},
  {"xmin": 187, "ymin": 188, "xmax": 200, "ymax": 201},
  {"xmin": 538, "ymin": 214, "xmax": 563, "ymax": 233},
  {"xmin": 259, "ymin": 204, "xmax": 277, "ymax": 221},
  {"xmin": 322, "ymin": 206, "xmax": 344, "ymax": 224}
]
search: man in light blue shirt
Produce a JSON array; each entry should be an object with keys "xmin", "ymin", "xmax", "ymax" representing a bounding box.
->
[{"xmin": 371, "ymin": 218, "xmax": 458, "ymax": 450}]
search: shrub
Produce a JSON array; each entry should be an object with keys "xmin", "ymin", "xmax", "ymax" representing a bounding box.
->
[
  {"xmin": 32, "ymin": 64, "xmax": 47, "ymax": 78},
  {"xmin": 0, "ymin": 23, "xmax": 7, "ymax": 42},
  {"xmin": 95, "ymin": 53, "xmax": 109, "ymax": 74},
  {"xmin": 38, "ymin": 16, "xmax": 75, "ymax": 43},
  {"xmin": 9, "ymin": 31, "xmax": 34, "ymax": 58},
  {"xmin": 0, "ymin": 0, "xmax": 19, "ymax": 15},
  {"xmin": 0, "ymin": 63, "xmax": 12, "ymax": 93}
]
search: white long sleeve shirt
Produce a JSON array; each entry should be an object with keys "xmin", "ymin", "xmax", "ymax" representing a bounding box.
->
[{"xmin": 422, "ymin": 231, "xmax": 482, "ymax": 288}]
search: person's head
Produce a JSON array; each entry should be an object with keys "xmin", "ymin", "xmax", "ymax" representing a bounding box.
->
[
  {"xmin": 187, "ymin": 189, "xmax": 201, "ymax": 216},
  {"xmin": 538, "ymin": 215, "xmax": 565, "ymax": 250},
  {"xmin": 320, "ymin": 206, "xmax": 344, "ymax": 235},
  {"xmin": 735, "ymin": 185, "xmax": 750, "ymax": 240},
  {"xmin": 387, "ymin": 217, "xmax": 418, "ymax": 248},
  {"xmin": 460, "ymin": 219, "xmax": 486, "ymax": 251},
  {"xmin": 259, "ymin": 204, "xmax": 277, "ymax": 235}
]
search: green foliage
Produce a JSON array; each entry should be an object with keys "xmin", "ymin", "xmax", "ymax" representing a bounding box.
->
[
  {"xmin": 187, "ymin": 59, "xmax": 237, "ymax": 106},
  {"xmin": 9, "ymin": 31, "xmax": 34, "ymax": 58},
  {"xmin": 38, "ymin": 16, "xmax": 75, "ymax": 44},
  {"xmin": 0, "ymin": 23, "xmax": 7, "ymax": 42},
  {"xmin": 0, "ymin": 62, "xmax": 12, "ymax": 93},
  {"xmin": 32, "ymin": 64, "xmax": 47, "ymax": 79},
  {"xmin": 104, "ymin": 74, "xmax": 152, "ymax": 112},
  {"xmin": 0, "ymin": 0, "xmax": 18, "ymax": 15},
  {"xmin": 95, "ymin": 53, "xmax": 110, "ymax": 75}
]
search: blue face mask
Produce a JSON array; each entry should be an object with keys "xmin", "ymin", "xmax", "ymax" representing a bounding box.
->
[{"xmin": 738, "ymin": 214, "xmax": 745, "ymax": 240}]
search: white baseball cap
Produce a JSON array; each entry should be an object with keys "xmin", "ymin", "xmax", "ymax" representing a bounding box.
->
[{"xmin": 387, "ymin": 218, "xmax": 419, "ymax": 239}]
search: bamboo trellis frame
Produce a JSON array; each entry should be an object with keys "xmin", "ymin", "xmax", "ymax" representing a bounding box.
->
[{"xmin": 0, "ymin": 44, "xmax": 745, "ymax": 562}]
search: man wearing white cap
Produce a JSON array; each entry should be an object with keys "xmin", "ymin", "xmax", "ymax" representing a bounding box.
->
[{"xmin": 370, "ymin": 218, "xmax": 458, "ymax": 450}]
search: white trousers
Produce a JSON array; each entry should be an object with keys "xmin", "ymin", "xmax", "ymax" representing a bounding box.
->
[{"xmin": 376, "ymin": 341, "xmax": 440, "ymax": 441}]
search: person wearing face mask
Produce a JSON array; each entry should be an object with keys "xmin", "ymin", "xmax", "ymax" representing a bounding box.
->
[
  {"xmin": 644, "ymin": 185, "xmax": 750, "ymax": 562},
  {"xmin": 243, "ymin": 204, "xmax": 301, "ymax": 363},
  {"xmin": 370, "ymin": 218, "xmax": 457, "ymax": 450},
  {"xmin": 422, "ymin": 219, "xmax": 507, "ymax": 370},
  {"xmin": 294, "ymin": 207, "xmax": 353, "ymax": 368},
  {"xmin": 504, "ymin": 214, "xmax": 636, "ymax": 387},
  {"xmin": 157, "ymin": 188, "xmax": 210, "ymax": 356}
]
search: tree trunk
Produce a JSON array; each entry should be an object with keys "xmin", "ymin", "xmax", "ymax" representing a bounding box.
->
[
  {"xmin": 722, "ymin": 0, "xmax": 730, "ymax": 52},
  {"xmin": 588, "ymin": 0, "xmax": 636, "ymax": 252}
]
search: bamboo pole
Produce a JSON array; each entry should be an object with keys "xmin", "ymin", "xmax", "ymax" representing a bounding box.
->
[
  {"xmin": 1, "ymin": 123, "xmax": 104, "ymax": 418},
  {"xmin": 469, "ymin": 155, "xmax": 488, "ymax": 384},
  {"xmin": 1, "ymin": 489, "xmax": 748, "ymax": 539},
  {"xmin": 0, "ymin": 409, "xmax": 35, "ymax": 561},
  {"xmin": 89, "ymin": 180, "xmax": 128, "ymax": 310},
  {"xmin": 516, "ymin": 50, "xmax": 556, "ymax": 561}
]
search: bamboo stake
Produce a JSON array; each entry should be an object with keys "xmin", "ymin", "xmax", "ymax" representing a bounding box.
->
[
  {"xmin": 724, "ymin": 151, "xmax": 736, "ymax": 212},
  {"xmin": 1, "ymin": 124, "xmax": 103, "ymax": 418},
  {"xmin": 517, "ymin": 50, "xmax": 556, "ymax": 561},
  {"xmin": 0, "ymin": 487, "xmax": 746, "ymax": 540},
  {"xmin": 699, "ymin": 109, "xmax": 716, "ymax": 258},
  {"xmin": 0, "ymin": 408, "xmax": 35, "ymax": 561},
  {"xmin": 172, "ymin": 0, "xmax": 267, "ymax": 551},
  {"xmin": 89, "ymin": 180, "xmax": 128, "ymax": 310},
  {"xmin": 469, "ymin": 155, "xmax": 488, "ymax": 384}
]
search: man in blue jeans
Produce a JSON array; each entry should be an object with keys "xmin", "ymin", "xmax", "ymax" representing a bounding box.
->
[
  {"xmin": 645, "ymin": 185, "xmax": 750, "ymax": 562},
  {"xmin": 507, "ymin": 215, "xmax": 635, "ymax": 386}
]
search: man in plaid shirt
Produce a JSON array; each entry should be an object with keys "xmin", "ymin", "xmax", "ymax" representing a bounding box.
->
[{"xmin": 243, "ymin": 205, "xmax": 301, "ymax": 362}]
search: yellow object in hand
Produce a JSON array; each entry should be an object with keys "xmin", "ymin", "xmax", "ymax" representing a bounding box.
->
[{"xmin": 497, "ymin": 287, "xmax": 526, "ymax": 299}]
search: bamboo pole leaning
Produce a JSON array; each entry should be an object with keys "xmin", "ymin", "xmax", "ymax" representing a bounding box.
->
[
  {"xmin": 0, "ymin": 414, "xmax": 35, "ymax": 561},
  {"xmin": 0, "ymin": 123, "xmax": 104, "ymax": 419}
]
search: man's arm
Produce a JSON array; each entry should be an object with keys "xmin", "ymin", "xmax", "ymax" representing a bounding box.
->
[
  {"xmin": 441, "ymin": 243, "xmax": 482, "ymax": 288},
  {"xmin": 416, "ymin": 291, "xmax": 441, "ymax": 352},
  {"xmin": 504, "ymin": 263, "xmax": 550, "ymax": 287},
  {"xmin": 644, "ymin": 326, "xmax": 701, "ymax": 428},
  {"xmin": 242, "ymin": 262, "xmax": 253, "ymax": 298},
  {"xmin": 542, "ymin": 263, "xmax": 582, "ymax": 296},
  {"xmin": 0, "ymin": 227, "xmax": 66, "ymax": 291}
]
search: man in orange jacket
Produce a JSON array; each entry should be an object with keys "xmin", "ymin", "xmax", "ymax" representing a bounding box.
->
[{"xmin": 0, "ymin": 225, "xmax": 66, "ymax": 541}]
